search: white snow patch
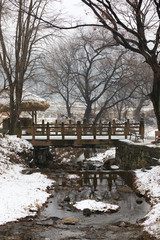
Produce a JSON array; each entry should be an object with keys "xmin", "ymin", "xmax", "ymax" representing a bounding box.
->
[
  {"xmin": 145, "ymin": 126, "xmax": 157, "ymax": 139},
  {"xmin": 0, "ymin": 165, "xmax": 53, "ymax": 224},
  {"xmin": 1, "ymin": 135, "xmax": 33, "ymax": 153},
  {"xmin": 135, "ymin": 166, "xmax": 160, "ymax": 202},
  {"xmin": 66, "ymin": 174, "xmax": 80, "ymax": 179},
  {"xmin": 61, "ymin": 157, "xmax": 71, "ymax": 163},
  {"xmin": 87, "ymin": 148, "xmax": 116, "ymax": 163},
  {"xmin": 0, "ymin": 135, "xmax": 53, "ymax": 225},
  {"xmin": 110, "ymin": 165, "xmax": 119, "ymax": 170},
  {"xmin": 135, "ymin": 166, "xmax": 160, "ymax": 238},
  {"xmin": 73, "ymin": 199, "xmax": 119, "ymax": 212}
]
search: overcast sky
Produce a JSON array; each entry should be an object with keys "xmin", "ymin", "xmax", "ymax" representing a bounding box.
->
[{"xmin": 60, "ymin": 0, "xmax": 96, "ymax": 24}]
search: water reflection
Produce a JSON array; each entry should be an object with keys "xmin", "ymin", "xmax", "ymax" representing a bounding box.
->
[{"xmin": 77, "ymin": 171, "xmax": 130, "ymax": 193}]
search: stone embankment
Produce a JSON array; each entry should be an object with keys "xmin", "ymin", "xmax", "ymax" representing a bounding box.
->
[{"xmin": 116, "ymin": 141, "xmax": 160, "ymax": 169}]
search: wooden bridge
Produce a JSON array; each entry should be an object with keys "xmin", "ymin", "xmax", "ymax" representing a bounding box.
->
[{"xmin": 17, "ymin": 119, "xmax": 145, "ymax": 147}]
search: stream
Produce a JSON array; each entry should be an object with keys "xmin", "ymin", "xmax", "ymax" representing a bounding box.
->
[{"xmin": 0, "ymin": 148, "xmax": 156, "ymax": 240}]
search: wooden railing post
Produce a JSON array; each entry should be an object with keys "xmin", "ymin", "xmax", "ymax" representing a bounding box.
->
[
  {"xmin": 55, "ymin": 120, "xmax": 58, "ymax": 135},
  {"xmin": 127, "ymin": 119, "xmax": 130, "ymax": 130},
  {"xmin": 42, "ymin": 120, "xmax": 45, "ymax": 135},
  {"xmin": 17, "ymin": 120, "xmax": 22, "ymax": 138},
  {"xmin": 108, "ymin": 121, "xmax": 112, "ymax": 140},
  {"xmin": 69, "ymin": 119, "xmax": 72, "ymax": 135},
  {"xmin": 99, "ymin": 120, "xmax": 102, "ymax": 135},
  {"xmin": 32, "ymin": 122, "xmax": 35, "ymax": 141},
  {"xmin": 92, "ymin": 123, "xmax": 96, "ymax": 139},
  {"xmin": 124, "ymin": 121, "xmax": 129, "ymax": 139},
  {"xmin": 83, "ymin": 118, "xmax": 88, "ymax": 135},
  {"xmin": 139, "ymin": 118, "xmax": 144, "ymax": 139},
  {"xmin": 77, "ymin": 121, "xmax": 82, "ymax": 144},
  {"xmin": 61, "ymin": 122, "xmax": 65, "ymax": 140},
  {"xmin": 112, "ymin": 119, "xmax": 116, "ymax": 135},
  {"xmin": 46, "ymin": 122, "xmax": 50, "ymax": 140}
]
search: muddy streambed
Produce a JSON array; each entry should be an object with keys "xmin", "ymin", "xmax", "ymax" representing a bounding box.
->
[{"xmin": 0, "ymin": 148, "xmax": 156, "ymax": 240}]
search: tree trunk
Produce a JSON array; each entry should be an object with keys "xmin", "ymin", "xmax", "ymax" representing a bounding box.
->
[
  {"xmin": 150, "ymin": 72, "xmax": 160, "ymax": 130},
  {"xmin": 9, "ymin": 86, "xmax": 22, "ymax": 135},
  {"xmin": 84, "ymin": 103, "xmax": 92, "ymax": 122},
  {"xmin": 66, "ymin": 103, "xmax": 72, "ymax": 118},
  {"xmin": 94, "ymin": 107, "xmax": 104, "ymax": 123},
  {"xmin": 117, "ymin": 105, "xmax": 123, "ymax": 120},
  {"xmin": 9, "ymin": 88, "xmax": 17, "ymax": 135},
  {"xmin": 134, "ymin": 98, "xmax": 146, "ymax": 121},
  {"xmin": 118, "ymin": 111, "xmax": 122, "ymax": 120},
  {"xmin": 9, "ymin": 109, "xmax": 18, "ymax": 135}
]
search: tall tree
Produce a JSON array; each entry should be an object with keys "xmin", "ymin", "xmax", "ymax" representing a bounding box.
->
[
  {"xmin": 0, "ymin": 0, "xmax": 55, "ymax": 134},
  {"xmin": 79, "ymin": 0, "xmax": 160, "ymax": 129},
  {"xmin": 41, "ymin": 41, "xmax": 77, "ymax": 118},
  {"xmin": 112, "ymin": 54, "xmax": 153, "ymax": 120},
  {"xmin": 43, "ymin": 30, "xmax": 138, "ymax": 122}
]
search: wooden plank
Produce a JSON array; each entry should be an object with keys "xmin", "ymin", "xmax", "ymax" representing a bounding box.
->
[
  {"xmin": 108, "ymin": 122, "xmax": 112, "ymax": 140},
  {"xmin": 61, "ymin": 122, "xmax": 65, "ymax": 140},
  {"xmin": 92, "ymin": 123, "xmax": 96, "ymax": 139},
  {"xmin": 77, "ymin": 121, "xmax": 82, "ymax": 145},
  {"xmin": 32, "ymin": 123, "xmax": 35, "ymax": 141},
  {"xmin": 42, "ymin": 120, "xmax": 45, "ymax": 135},
  {"xmin": 112, "ymin": 119, "xmax": 116, "ymax": 135},
  {"xmin": 46, "ymin": 122, "xmax": 50, "ymax": 140},
  {"xmin": 17, "ymin": 120, "xmax": 22, "ymax": 138}
]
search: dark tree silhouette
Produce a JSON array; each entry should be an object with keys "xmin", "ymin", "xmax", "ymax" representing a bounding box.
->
[{"xmin": 80, "ymin": 0, "xmax": 160, "ymax": 129}]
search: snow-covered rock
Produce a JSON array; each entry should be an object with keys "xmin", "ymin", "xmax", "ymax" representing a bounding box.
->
[{"xmin": 73, "ymin": 199, "xmax": 119, "ymax": 213}]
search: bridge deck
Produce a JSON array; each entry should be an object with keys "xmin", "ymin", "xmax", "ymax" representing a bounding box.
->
[{"xmin": 22, "ymin": 135, "xmax": 129, "ymax": 147}]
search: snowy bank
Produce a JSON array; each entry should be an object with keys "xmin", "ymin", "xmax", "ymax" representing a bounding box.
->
[
  {"xmin": 0, "ymin": 135, "xmax": 53, "ymax": 225},
  {"xmin": 135, "ymin": 166, "xmax": 160, "ymax": 238}
]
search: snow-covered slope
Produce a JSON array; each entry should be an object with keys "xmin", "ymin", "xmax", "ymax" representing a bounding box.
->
[{"xmin": 0, "ymin": 135, "xmax": 53, "ymax": 224}]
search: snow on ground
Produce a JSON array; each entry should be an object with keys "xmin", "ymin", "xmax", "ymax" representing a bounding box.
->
[
  {"xmin": 86, "ymin": 148, "xmax": 116, "ymax": 163},
  {"xmin": 0, "ymin": 135, "xmax": 53, "ymax": 225},
  {"xmin": 135, "ymin": 166, "xmax": 160, "ymax": 238},
  {"xmin": 145, "ymin": 125, "xmax": 157, "ymax": 139},
  {"xmin": 66, "ymin": 174, "xmax": 80, "ymax": 179},
  {"xmin": 73, "ymin": 199, "xmax": 119, "ymax": 212},
  {"xmin": 1, "ymin": 135, "xmax": 33, "ymax": 153}
]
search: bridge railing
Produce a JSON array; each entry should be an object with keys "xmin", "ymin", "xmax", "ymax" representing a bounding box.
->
[{"xmin": 18, "ymin": 119, "xmax": 144, "ymax": 142}]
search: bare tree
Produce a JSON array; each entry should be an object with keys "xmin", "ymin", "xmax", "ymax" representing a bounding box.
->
[
  {"xmin": 112, "ymin": 54, "xmax": 153, "ymax": 120},
  {"xmin": 41, "ymin": 41, "xmax": 78, "ymax": 118},
  {"xmin": 79, "ymin": 0, "xmax": 160, "ymax": 128},
  {"xmin": 130, "ymin": 58, "xmax": 153, "ymax": 121},
  {"xmin": 0, "ymin": 0, "xmax": 57, "ymax": 134},
  {"xmin": 43, "ymin": 30, "xmax": 138, "ymax": 123},
  {"xmin": 73, "ymin": 44, "xmax": 132, "ymax": 123}
]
